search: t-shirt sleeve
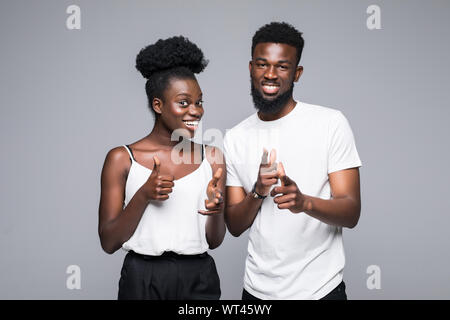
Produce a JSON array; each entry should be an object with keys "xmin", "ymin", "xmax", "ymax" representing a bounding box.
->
[
  {"xmin": 327, "ymin": 111, "xmax": 362, "ymax": 174},
  {"xmin": 223, "ymin": 131, "xmax": 244, "ymax": 187}
]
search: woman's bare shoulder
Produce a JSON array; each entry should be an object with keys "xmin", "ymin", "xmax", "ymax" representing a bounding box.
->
[{"xmin": 102, "ymin": 145, "xmax": 132, "ymax": 180}]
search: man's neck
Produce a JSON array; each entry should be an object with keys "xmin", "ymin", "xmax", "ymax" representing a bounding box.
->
[{"xmin": 257, "ymin": 98, "xmax": 297, "ymax": 121}]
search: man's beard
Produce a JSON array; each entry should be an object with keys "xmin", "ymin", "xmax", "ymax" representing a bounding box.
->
[{"xmin": 250, "ymin": 80, "xmax": 294, "ymax": 115}]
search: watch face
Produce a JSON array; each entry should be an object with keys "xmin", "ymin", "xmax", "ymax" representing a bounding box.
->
[{"xmin": 251, "ymin": 183, "xmax": 263, "ymax": 199}]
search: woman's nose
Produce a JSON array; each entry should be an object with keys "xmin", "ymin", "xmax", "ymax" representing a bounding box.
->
[{"xmin": 189, "ymin": 105, "xmax": 202, "ymax": 117}]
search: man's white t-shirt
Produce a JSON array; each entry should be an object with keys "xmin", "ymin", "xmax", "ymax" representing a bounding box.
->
[{"xmin": 223, "ymin": 101, "xmax": 362, "ymax": 300}]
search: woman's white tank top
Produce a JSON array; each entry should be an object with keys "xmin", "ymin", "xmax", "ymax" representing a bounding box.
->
[{"xmin": 121, "ymin": 145, "xmax": 212, "ymax": 255}]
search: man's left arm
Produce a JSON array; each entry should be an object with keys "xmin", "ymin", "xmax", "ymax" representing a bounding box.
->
[{"xmin": 271, "ymin": 165, "xmax": 361, "ymax": 228}]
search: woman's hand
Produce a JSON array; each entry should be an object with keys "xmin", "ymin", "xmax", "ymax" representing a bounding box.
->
[
  {"xmin": 139, "ymin": 156, "xmax": 175, "ymax": 202},
  {"xmin": 198, "ymin": 167, "xmax": 223, "ymax": 215}
]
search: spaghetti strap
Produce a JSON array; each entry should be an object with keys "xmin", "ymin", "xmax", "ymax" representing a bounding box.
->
[{"xmin": 123, "ymin": 145, "xmax": 136, "ymax": 163}]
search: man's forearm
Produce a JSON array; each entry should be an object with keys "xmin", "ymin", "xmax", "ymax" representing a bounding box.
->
[
  {"xmin": 302, "ymin": 195, "xmax": 361, "ymax": 228},
  {"xmin": 225, "ymin": 194, "xmax": 263, "ymax": 237}
]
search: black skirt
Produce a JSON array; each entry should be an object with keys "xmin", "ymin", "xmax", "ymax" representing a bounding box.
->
[{"xmin": 118, "ymin": 250, "xmax": 221, "ymax": 300}]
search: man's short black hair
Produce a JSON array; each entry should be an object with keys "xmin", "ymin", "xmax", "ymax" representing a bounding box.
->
[{"xmin": 251, "ymin": 22, "xmax": 304, "ymax": 65}]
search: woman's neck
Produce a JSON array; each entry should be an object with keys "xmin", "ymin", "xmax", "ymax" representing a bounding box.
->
[{"xmin": 147, "ymin": 121, "xmax": 189, "ymax": 148}]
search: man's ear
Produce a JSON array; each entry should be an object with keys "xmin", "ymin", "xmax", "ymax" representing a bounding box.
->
[
  {"xmin": 294, "ymin": 66, "xmax": 303, "ymax": 82},
  {"xmin": 152, "ymin": 98, "xmax": 163, "ymax": 115},
  {"xmin": 249, "ymin": 60, "xmax": 253, "ymax": 73}
]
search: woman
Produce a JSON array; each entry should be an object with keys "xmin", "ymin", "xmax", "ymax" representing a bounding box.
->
[{"xmin": 98, "ymin": 36, "xmax": 226, "ymax": 300}]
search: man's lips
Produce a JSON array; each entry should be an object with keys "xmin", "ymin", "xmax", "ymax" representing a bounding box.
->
[{"xmin": 261, "ymin": 83, "xmax": 280, "ymax": 95}]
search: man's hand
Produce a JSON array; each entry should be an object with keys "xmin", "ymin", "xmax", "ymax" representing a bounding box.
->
[
  {"xmin": 270, "ymin": 162, "xmax": 312, "ymax": 213},
  {"xmin": 254, "ymin": 148, "xmax": 279, "ymax": 196},
  {"xmin": 198, "ymin": 167, "xmax": 224, "ymax": 215}
]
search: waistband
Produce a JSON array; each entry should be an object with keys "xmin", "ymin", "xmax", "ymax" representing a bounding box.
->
[{"xmin": 128, "ymin": 250, "xmax": 208, "ymax": 260}]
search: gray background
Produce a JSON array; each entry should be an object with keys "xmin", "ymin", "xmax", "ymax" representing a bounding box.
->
[{"xmin": 1, "ymin": 0, "xmax": 449, "ymax": 299}]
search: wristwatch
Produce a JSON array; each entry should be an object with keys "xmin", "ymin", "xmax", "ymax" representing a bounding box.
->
[{"xmin": 251, "ymin": 183, "xmax": 266, "ymax": 200}]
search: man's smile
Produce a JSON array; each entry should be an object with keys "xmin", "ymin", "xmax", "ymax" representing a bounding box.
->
[{"xmin": 261, "ymin": 82, "xmax": 280, "ymax": 95}]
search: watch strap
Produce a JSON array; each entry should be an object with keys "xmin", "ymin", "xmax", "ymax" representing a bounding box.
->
[{"xmin": 251, "ymin": 183, "xmax": 266, "ymax": 199}]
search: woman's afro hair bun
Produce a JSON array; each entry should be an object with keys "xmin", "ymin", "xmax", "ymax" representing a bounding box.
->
[{"xmin": 136, "ymin": 36, "xmax": 208, "ymax": 79}]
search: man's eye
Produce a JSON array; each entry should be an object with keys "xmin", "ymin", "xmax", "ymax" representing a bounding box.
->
[
  {"xmin": 196, "ymin": 100, "xmax": 204, "ymax": 106},
  {"xmin": 279, "ymin": 65, "xmax": 288, "ymax": 70},
  {"xmin": 179, "ymin": 100, "xmax": 189, "ymax": 107},
  {"xmin": 257, "ymin": 63, "xmax": 266, "ymax": 67}
]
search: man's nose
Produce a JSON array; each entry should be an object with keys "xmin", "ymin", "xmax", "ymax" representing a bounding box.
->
[{"xmin": 264, "ymin": 66, "xmax": 278, "ymax": 80}]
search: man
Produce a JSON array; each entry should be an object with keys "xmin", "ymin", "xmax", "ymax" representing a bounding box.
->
[{"xmin": 223, "ymin": 22, "xmax": 362, "ymax": 300}]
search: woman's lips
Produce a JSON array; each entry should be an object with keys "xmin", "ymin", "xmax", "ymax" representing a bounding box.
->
[{"xmin": 182, "ymin": 120, "xmax": 200, "ymax": 131}]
